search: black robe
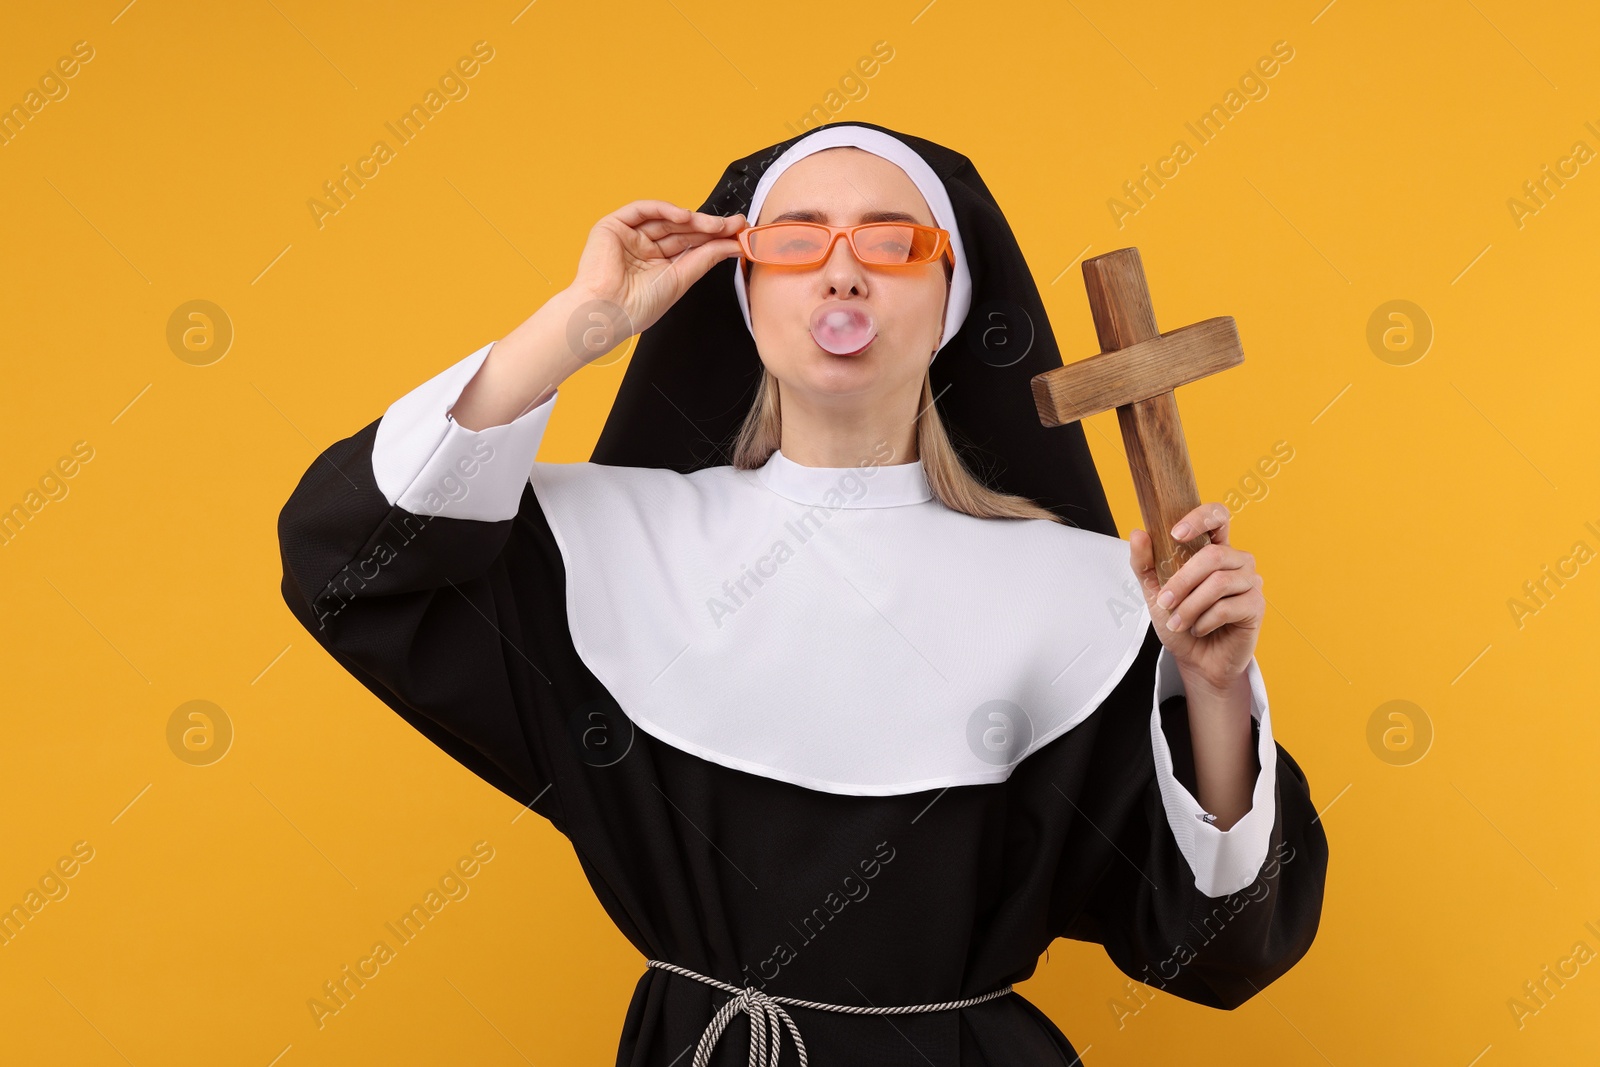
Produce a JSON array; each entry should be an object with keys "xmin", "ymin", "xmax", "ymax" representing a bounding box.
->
[{"xmin": 277, "ymin": 412, "xmax": 1328, "ymax": 1067}]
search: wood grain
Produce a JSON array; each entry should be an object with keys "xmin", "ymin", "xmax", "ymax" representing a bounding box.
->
[{"xmin": 1029, "ymin": 248, "xmax": 1244, "ymax": 583}]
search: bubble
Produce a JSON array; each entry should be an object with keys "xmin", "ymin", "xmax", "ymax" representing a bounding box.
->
[{"xmin": 809, "ymin": 303, "xmax": 877, "ymax": 355}]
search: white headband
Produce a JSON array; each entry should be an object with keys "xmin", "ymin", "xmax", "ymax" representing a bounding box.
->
[{"xmin": 732, "ymin": 126, "xmax": 972, "ymax": 363}]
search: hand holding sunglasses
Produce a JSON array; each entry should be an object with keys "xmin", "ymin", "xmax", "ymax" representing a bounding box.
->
[{"xmin": 569, "ymin": 200, "xmax": 750, "ymax": 338}]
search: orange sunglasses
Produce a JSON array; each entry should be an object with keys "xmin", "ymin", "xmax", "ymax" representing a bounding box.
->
[{"xmin": 737, "ymin": 221, "xmax": 953, "ymax": 269}]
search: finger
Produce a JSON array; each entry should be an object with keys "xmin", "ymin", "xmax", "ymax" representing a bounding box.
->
[
  {"xmin": 635, "ymin": 218, "xmax": 685, "ymax": 241},
  {"xmin": 1155, "ymin": 542, "xmax": 1251, "ymax": 612},
  {"xmin": 635, "ymin": 219, "xmax": 716, "ymax": 243},
  {"xmin": 667, "ymin": 236, "xmax": 744, "ymax": 283},
  {"xmin": 1129, "ymin": 529, "xmax": 1159, "ymax": 591},
  {"xmin": 655, "ymin": 228, "xmax": 735, "ymax": 257},
  {"xmin": 609, "ymin": 199, "xmax": 693, "ymax": 227},
  {"xmin": 1170, "ymin": 501, "xmax": 1232, "ymax": 545},
  {"xmin": 1163, "ymin": 566, "xmax": 1258, "ymax": 633},
  {"xmin": 636, "ymin": 211, "xmax": 745, "ymax": 241},
  {"xmin": 611, "ymin": 219, "xmax": 727, "ymax": 264},
  {"xmin": 638, "ymin": 213, "xmax": 745, "ymax": 244},
  {"xmin": 1188, "ymin": 586, "xmax": 1263, "ymax": 638}
]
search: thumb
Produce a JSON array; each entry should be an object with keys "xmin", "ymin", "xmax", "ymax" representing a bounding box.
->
[
  {"xmin": 1129, "ymin": 529, "xmax": 1160, "ymax": 603},
  {"xmin": 671, "ymin": 237, "xmax": 743, "ymax": 288}
]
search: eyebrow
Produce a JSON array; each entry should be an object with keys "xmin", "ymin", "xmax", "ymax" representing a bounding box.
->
[{"xmin": 768, "ymin": 208, "xmax": 926, "ymax": 225}]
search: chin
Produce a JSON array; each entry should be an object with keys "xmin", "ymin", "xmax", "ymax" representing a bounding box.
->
[{"xmin": 786, "ymin": 350, "xmax": 883, "ymax": 395}]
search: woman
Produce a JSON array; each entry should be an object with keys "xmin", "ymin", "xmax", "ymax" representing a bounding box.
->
[{"xmin": 278, "ymin": 122, "xmax": 1327, "ymax": 1065}]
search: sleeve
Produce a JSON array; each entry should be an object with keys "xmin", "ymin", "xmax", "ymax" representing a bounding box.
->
[
  {"xmin": 1150, "ymin": 646, "xmax": 1276, "ymax": 898},
  {"xmin": 276, "ymin": 341, "xmax": 572, "ymax": 830},
  {"xmin": 1057, "ymin": 632, "xmax": 1329, "ymax": 1011}
]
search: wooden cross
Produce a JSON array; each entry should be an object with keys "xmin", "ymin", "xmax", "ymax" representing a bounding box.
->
[{"xmin": 1030, "ymin": 247, "xmax": 1245, "ymax": 584}]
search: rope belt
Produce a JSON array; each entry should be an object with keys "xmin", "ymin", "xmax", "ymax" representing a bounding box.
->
[{"xmin": 646, "ymin": 959, "xmax": 1015, "ymax": 1067}]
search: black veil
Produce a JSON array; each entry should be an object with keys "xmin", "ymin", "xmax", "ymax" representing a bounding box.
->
[{"xmin": 589, "ymin": 120, "xmax": 1118, "ymax": 536}]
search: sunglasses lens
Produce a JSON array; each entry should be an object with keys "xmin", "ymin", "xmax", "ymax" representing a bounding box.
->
[
  {"xmin": 745, "ymin": 223, "xmax": 942, "ymax": 265},
  {"xmin": 856, "ymin": 223, "xmax": 939, "ymax": 265},
  {"xmin": 744, "ymin": 224, "xmax": 828, "ymax": 264}
]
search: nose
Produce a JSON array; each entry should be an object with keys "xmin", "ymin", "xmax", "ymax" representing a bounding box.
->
[{"xmin": 819, "ymin": 230, "xmax": 867, "ymax": 296}]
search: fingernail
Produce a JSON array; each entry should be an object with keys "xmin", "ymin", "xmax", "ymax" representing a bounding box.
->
[
  {"xmin": 1157, "ymin": 590, "xmax": 1175, "ymax": 610},
  {"xmin": 1166, "ymin": 614, "xmax": 1182, "ymax": 631},
  {"xmin": 1171, "ymin": 522, "xmax": 1191, "ymax": 538}
]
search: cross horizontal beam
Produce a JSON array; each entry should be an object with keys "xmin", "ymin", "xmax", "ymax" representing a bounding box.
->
[{"xmin": 1029, "ymin": 317, "xmax": 1243, "ymax": 427}]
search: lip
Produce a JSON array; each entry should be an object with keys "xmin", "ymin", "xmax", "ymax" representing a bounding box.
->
[{"xmin": 817, "ymin": 334, "xmax": 876, "ymax": 357}]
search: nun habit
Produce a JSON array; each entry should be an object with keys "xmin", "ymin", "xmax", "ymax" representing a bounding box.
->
[{"xmin": 277, "ymin": 120, "xmax": 1328, "ymax": 1066}]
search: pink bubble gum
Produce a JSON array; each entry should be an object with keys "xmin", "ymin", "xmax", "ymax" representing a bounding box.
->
[{"xmin": 809, "ymin": 303, "xmax": 877, "ymax": 355}]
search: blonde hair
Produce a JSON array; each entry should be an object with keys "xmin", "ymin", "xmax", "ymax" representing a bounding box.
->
[{"xmin": 728, "ymin": 366, "xmax": 1068, "ymax": 524}]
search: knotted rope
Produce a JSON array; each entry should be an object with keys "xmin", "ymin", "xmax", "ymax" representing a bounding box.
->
[{"xmin": 646, "ymin": 959, "xmax": 1015, "ymax": 1067}]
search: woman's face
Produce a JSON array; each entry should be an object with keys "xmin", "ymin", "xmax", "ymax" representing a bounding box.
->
[{"xmin": 747, "ymin": 147, "xmax": 950, "ymax": 408}]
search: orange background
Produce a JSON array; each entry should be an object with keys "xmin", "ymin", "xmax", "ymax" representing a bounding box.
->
[{"xmin": 2, "ymin": 1, "xmax": 1597, "ymax": 1063}]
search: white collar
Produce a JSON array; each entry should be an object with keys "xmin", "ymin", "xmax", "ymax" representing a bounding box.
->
[
  {"xmin": 527, "ymin": 454, "xmax": 1150, "ymax": 796},
  {"xmin": 754, "ymin": 449, "xmax": 933, "ymax": 509}
]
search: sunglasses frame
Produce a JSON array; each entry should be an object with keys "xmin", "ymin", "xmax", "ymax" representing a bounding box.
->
[{"xmin": 737, "ymin": 221, "xmax": 953, "ymax": 270}]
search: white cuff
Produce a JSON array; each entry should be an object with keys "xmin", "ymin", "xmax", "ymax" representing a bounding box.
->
[
  {"xmin": 372, "ymin": 341, "xmax": 559, "ymax": 521},
  {"xmin": 1150, "ymin": 644, "xmax": 1277, "ymax": 898}
]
